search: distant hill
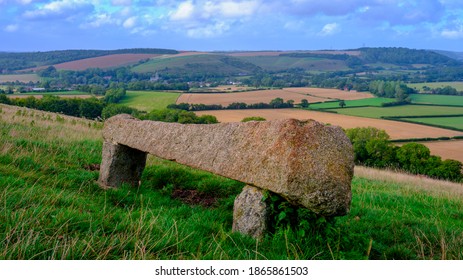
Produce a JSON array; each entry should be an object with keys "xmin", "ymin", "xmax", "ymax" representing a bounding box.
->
[
  {"xmin": 1, "ymin": 47, "xmax": 462, "ymax": 82},
  {"xmin": 0, "ymin": 48, "xmax": 178, "ymax": 72},
  {"xmin": 433, "ymin": 50, "xmax": 463, "ymax": 61}
]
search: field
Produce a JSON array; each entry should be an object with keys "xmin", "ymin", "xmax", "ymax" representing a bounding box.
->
[
  {"xmin": 329, "ymin": 105, "xmax": 463, "ymax": 118},
  {"xmin": 2, "ymin": 103, "xmax": 463, "ymax": 260},
  {"xmin": 412, "ymin": 140, "xmax": 463, "ymax": 163},
  {"xmin": 52, "ymin": 54, "xmax": 163, "ymax": 70},
  {"xmin": 132, "ymin": 54, "xmax": 249, "ymax": 74},
  {"xmin": 196, "ymin": 109, "xmax": 463, "ymax": 141},
  {"xmin": 119, "ymin": 91, "xmax": 181, "ymax": 111},
  {"xmin": 0, "ymin": 74, "xmax": 40, "ymax": 83},
  {"xmin": 283, "ymin": 88, "xmax": 374, "ymax": 100},
  {"xmin": 400, "ymin": 116, "xmax": 463, "ymax": 130},
  {"xmin": 237, "ymin": 56, "xmax": 349, "ymax": 71},
  {"xmin": 310, "ymin": 98, "xmax": 395, "ymax": 109},
  {"xmin": 409, "ymin": 94, "xmax": 463, "ymax": 106},
  {"xmin": 177, "ymin": 88, "xmax": 373, "ymax": 106},
  {"xmin": 177, "ymin": 89, "xmax": 326, "ymax": 105},
  {"xmin": 408, "ymin": 82, "xmax": 463, "ymax": 92}
]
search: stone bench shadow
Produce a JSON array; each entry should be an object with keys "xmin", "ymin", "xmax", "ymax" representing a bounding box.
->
[{"xmin": 98, "ymin": 114, "xmax": 354, "ymax": 238}]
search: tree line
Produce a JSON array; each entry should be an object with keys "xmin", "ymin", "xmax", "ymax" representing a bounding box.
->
[
  {"xmin": 346, "ymin": 127, "xmax": 462, "ymax": 182},
  {"xmin": 0, "ymin": 92, "xmax": 218, "ymax": 125},
  {"xmin": 167, "ymin": 98, "xmax": 296, "ymax": 111}
]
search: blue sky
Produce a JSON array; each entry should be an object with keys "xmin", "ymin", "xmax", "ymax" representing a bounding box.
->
[{"xmin": 1, "ymin": 0, "xmax": 463, "ymax": 52}]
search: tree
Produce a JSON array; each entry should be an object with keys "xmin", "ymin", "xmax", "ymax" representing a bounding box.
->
[
  {"xmin": 396, "ymin": 143, "xmax": 431, "ymax": 174},
  {"xmin": 436, "ymin": 159, "xmax": 462, "ymax": 181},
  {"xmin": 345, "ymin": 127, "xmax": 392, "ymax": 165},
  {"xmin": 339, "ymin": 100, "xmax": 346, "ymax": 108},
  {"xmin": 101, "ymin": 104, "xmax": 139, "ymax": 119},
  {"xmin": 299, "ymin": 99, "xmax": 309, "ymax": 108},
  {"xmin": 270, "ymin": 97, "xmax": 284, "ymax": 108}
]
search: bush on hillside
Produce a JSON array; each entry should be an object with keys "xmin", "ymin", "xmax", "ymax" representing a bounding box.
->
[
  {"xmin": 144, "ymin": 108, "xmax": 218, "ymax": 124},
  {"xmin": 241, "ymin": 116, "xmax": 266, "ymax": 122},
  {"xmin": 101, "ymin": 104, "xmax": 140, "ymax": 119},
  {"xmin": 345, "ymin": 127, "xmax": 462, "ymax": 182}
]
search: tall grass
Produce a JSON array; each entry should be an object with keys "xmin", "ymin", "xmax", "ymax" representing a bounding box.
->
[{"xmin": 1, "ymin": 104, "xmax": 463, "ymax": 260}]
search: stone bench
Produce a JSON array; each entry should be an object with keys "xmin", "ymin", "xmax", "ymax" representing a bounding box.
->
[{"xmin": 98, "ymin": 114, "xmax": 354, "ymax": 238}]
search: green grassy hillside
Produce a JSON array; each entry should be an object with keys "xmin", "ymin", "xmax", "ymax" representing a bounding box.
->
[
  {"xmin": 119, "ymin": 91, "xmax": 181, "ymax": 111},
  {"xmin": 132, "ymin": 54, "xmax": 260, "ymax": 75},
  {"xmin": 237, "ymin": 56, "xmax": 349, "ymax": 71},
  {"xmin": 330, "ymin": 105, "xmax": 463, "ymax": 118},
  {"xmin": 1, "ymin": 104, "xmax": 463, "ymax": 260}
]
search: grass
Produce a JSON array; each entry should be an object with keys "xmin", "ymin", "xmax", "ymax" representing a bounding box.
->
[
  {"xmin": 1, "ymin": 104, "xmax": 463, "ymax": 260},
  {"xmin": 132, "ymin": 54, "xmax": 252, "ymax": 75},
  {"xmin": 119, "ymin": 91, "xmax": 181, "ymax": 111},
  {"xmin": 408, "ymin": 82, "xmax": 463, "ymax": 92},
  {"xmin": 239, "ymin": 56, "xmax": 349, "ymax": 71},
  {"xmin": 309, "ymin": 98, "xmax": 395, "ymax": 109},
  {"xmin": 330, "ymin": 105, "xmax": 463, "ymax": 119},
  {"xmin": 0, "ymin": 74, "xmax": 40, "ymax": 83},
  {"xmin": 409, "ymin": 94, "xmax": 463, "ymax": 106},
  {"xmin": 399, "ymin": 116, "xmax": 463, "ymax": 130}
]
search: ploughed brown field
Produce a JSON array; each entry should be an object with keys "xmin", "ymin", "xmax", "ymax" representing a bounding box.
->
[
  {"xmin": 196, "ymin": 109, "xmax": 463, "ymax": 140},
  {"xmin": 53, "ymin": 54, "xmax": 163, "ymax": 70},
  {"xmin": 177, "ymin": 88, "xmax": 370, "ymax": 105},
  {"xmin": 413, "ymin": 140, "xmax": 463, "ymax": 163}
]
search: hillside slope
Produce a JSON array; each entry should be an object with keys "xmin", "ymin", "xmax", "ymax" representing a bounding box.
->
[{"xmin": 1, "ymin": 104, "xmax": 463, "ymax": 260}]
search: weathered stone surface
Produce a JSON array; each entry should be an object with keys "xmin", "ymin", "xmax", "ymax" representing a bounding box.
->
[
  {"xmin": 232, "ymin": 185, "xmax": 268, "ymax": 238},
  {"xmin": 98, "ymin": 141, "xmax": 147, "ymax": 188},
  {"xmin": 99, "ymin": 114, "xmax": 354, "ymax": 216}
]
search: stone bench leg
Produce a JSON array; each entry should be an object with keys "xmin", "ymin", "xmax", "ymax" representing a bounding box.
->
[
  {"xmin": 98, "ymin": 141, "xmax": 147, "ymax": 188},
  {"xmin": 232, "ymin": 185, "xmax": 269, "ymax": 239}
]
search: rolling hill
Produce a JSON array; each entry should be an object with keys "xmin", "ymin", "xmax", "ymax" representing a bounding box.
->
[{"xmin": 1, "ymin": 103, "xmax": 463, "ymax": 260}]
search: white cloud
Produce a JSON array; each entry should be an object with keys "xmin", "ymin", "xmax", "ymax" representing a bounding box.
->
[
  {"xmin": 23, "ymin": 0, "xmax": 94, "ymax": 20},
  {"xmin": 211, "ymin": 1, "xmax": 260, "ymax": 18},
  {"xmin": 170, "ymin": 0, "xmax": 195, "ymax": 21},
  {"xmin": 4, "ymin": 24, "xmax": 19, "ymax": 32},
  {"xmin": 441, "ymin": 24, "xmax": 463, "ymax": 38},
  {"xmin": 318, "ymin": 22, "xmax": 339, "ymax": 36},
  {"xmin": 284, "ymin": 20, "xmax": 304, "ymax": 31},
  {"xmin": 123, "ymin": 16, "xmax": 137, "ymax": 28},
  {"xmin": 186, "ymin": 21, "xmax": 230, "ymax": 38},
  {"xmin": 112, "ymin": 0, "xmax": 131, "ymax": 6},
  {"xmin": 82, "ymin": 13, "xmax": 118, "ymax": 28}
]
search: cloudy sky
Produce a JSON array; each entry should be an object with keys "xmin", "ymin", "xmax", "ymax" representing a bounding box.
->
[{"xmin": 1, "ymin": 0, "xmax": 463, "ymax": 52}]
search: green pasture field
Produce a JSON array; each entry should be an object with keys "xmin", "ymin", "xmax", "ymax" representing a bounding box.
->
[
  {"xmin": 400, "ymin": 116, "xmax": 463, "ymax": 130},
  {"xmin": 309, "ymin": 98, "xmax": 395, "ymax": 109},
  {"xmin": 330, "ymin": 105, "xmax": 463, "ymax": 119},
  {"xmin": 119, "ymin": 91, "xmax": 181, "ymax": 111},
  {"xmin": 408, "ymin": 82, "xmax": 463, "ymax": 92},
  {"xmin": 132, "ymin": 54, "xmax": 248, "ymax": 74},
  {"xmin": 409, "ymin": 94, "xmax": 463, "ymax": 106},
  {"xmin": 238, "ymin": 56, "xmax": 349, "ymax": 71},
  {"xmin": 1, "ymin": 104, "xmax": 463, "ymax": 260},
  {"xmin": 0, "ymin": 74, "xmax": 40, "ymax": 83}
]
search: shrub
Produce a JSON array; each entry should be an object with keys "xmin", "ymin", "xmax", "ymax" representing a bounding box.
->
[
  {"xmin": 101, "ymin": 104, "xmax": 140, "ymax": 119},
  {"xmin": 241, "ymin": 116, "xmax": 266, "ymax": 122}
]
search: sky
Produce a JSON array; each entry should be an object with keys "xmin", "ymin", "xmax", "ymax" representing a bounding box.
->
[{"xmin": 1, "ymin": 0, "xmax": 463, "ymax": 52}]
